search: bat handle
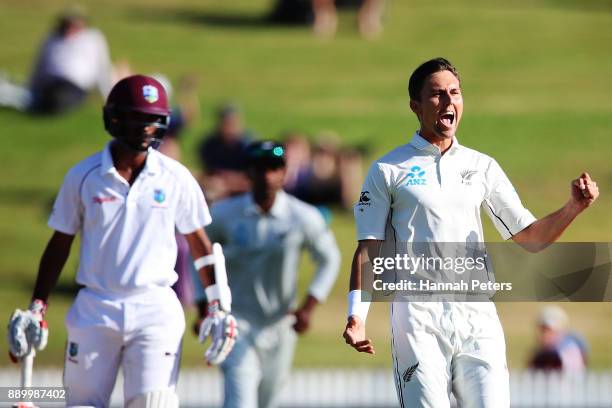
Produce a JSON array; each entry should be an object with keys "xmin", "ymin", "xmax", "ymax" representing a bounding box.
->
[
  {"xmin": 12, "ymin": 350, "xmax": 37, "ymax": 408},
  {"xmin": 20, "ymin": 349, "xmax": 35, "ymax": 388}
]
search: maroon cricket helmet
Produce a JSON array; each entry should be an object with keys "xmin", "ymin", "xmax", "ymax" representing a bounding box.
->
[
  {"xmin": 103, "ymin": 75, "xmax": 171, "ymax": 150},
  {"xmin": 104, "ymin": 75, "xmax": 170, "ymax": 116}
]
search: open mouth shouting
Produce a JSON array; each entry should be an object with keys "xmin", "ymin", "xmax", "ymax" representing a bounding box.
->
[{"xmin": 438, "ymin": 110, "xmax": 455, "ymax": 130}]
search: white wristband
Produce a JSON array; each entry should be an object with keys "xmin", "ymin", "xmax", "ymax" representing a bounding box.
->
[
  {"xmin": 194, "ymin": 254, "xmax": 215, "ymax": 270},
  {"xmin": 347, "ymin": 290, "xmax": 371, "ymax": 323}
]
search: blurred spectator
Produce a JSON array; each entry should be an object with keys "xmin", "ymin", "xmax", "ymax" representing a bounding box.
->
[
  {"xmin": 152, "ymin": 73, "xmax": 201, "ymax": 308},
  {"xmin": 338, "ymin": 144, "xmax": 364, "ymax": 207},
  {"xmin": 268, "ymin": 0, "xmax": 314, "ymax": 24},
  {"xmin": 284, "ymin": 132, "xmax": 363, "ymax": 210},
  {"xmin": 300, "ymin": 136, "xmax": 344, "ymax": 205},
  {"xmin": 198, "ymin": 103, "xmax": 253, "ymax": 202},
  {"xmin": 283, "ymin": 132, "xmax": 312, "ymax": 193},
  {"xmin": 313, "ymin": 0, "xmax": 385, "ymax": 39},
  {"xmin": 0, "ymin": 6, "xmax": 124, "ymax": 115},
  {"xmin": 268, "ymin": 0, "xmax": 385, "ymax": 39},
  {"xmin": 529, "ymin": 305, "xmax": 589, "ymax": 373},
  {"xmin": 153, "ymin": 73, "xmax": 200, "ymax": 161}
]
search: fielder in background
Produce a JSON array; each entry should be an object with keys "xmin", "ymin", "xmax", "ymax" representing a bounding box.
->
[
  {"xmin": 7, "ymin": 75, "xmax": 237, "ymax": 408},
  {"xmin": 193, "ymin": 141, "xmax": 341, "ymax": 408},
  {"xmin": 343, "ymin": 58, "xmax": 599, "ymax": 407}
]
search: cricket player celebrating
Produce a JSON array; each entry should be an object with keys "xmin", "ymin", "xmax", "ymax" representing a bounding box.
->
[
  {"xmin": 343, "ymin": 58, "xmax": 599, "ymax": 407},
  {"xmin": 193, "ymin": 141, "xmax": 340, "ymax": 408},
  {"xmin": 7, "ymin": 75, "xmax": 237, "ymax": 408}
]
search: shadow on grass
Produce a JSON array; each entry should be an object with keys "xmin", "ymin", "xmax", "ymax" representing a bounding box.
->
[
  {"xmin": 0, "ymin": 187, "xmax": 55, "ymax": 207},
  {"xmin": 126, "ymin": 6, "xmax": 312, "ymax": 30},
  {"xmin": 539, "ymin": 0, "xmax": 612, "ymax": 13}
]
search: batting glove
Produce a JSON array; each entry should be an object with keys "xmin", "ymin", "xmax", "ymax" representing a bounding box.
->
[
  {"xmin": 198, "ymin": 300, "xmax": 237, "ymax": 365},
  {"xmin": 7, "ymin": 300, "xmax": 48, "ymax": 361}
]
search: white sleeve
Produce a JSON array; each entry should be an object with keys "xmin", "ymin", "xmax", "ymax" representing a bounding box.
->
[
  {"xmin": 302, "ymin": 207, "xmax": 341, "ymax": 302},
  {"xmin": 354, "ymin": 162, "xmax": 392, "ymax": 241},
  {"xmin": 48, "ymin": 168, "xmax": 82, "ymax": 235},
  {"xmin": 176, "ymin": 172, "xmax": 212, "ymax": 234},
  {"xmin": 482, "ymin": 159, "xmax": 536, "ymax": 240}
]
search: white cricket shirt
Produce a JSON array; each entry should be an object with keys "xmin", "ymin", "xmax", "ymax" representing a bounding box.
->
[
  {"xmin": 197, "ymin": 191, "xmax": 340, "ymax": 326},
  {"xmin": 355, "ymin": 133, "xmax": 536, "ymax": 242},
  {"xmin": 49, "ymin": 142, "xmax": 211, "ymax": 297}
]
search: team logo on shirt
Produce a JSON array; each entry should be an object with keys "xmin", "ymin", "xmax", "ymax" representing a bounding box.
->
[
  {"xmin": 153, "ymin": 189, "xmax": 166, "ymax": 204},
  {"xmin": 357, "ymin": 191, "xmax": 371, "ymax": 206},
  {"xmin": 69, "ymin": 342, "xmax": 78, "ymax": 357},
  {"xmin": 67, "ymin": 342, "xmax": 79, "ymax": 364},
  {"xmin": 403, "ymin": 362, "xmax": 419, "ymax": 383},
  {"xmin": 142, "ymin": 85, "xmax": 159, "ymax": 103},
  {"xmin": 406, "ymin": 166, "xmax": 427, "ymax": 186},
  {"xmin": 460, "ymin": 169, "xmax": 478, "ymax": 185}
]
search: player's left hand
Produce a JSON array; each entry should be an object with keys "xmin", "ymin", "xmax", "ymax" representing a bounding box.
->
[
  {"xmin": 343, "ymin": 315, "xmax": 375, "ymax": 355},
  {"xmin": 570, "ymin": 172, "xmax": 599, "ymax": 210},
  {"xmin": 198, "ymin": 300, "xmax": 237, "ymax": 365},
  {"xmin": 7, "ymin": 300, "xmax": 48, "ymax": 362}
]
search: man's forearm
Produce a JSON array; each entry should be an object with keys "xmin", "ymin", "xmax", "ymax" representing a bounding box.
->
[
  {"xmin": 350, "ymin": 241, "xmax": 382, "ymax": 291},
  {"xmin": 350, "ymin": 245, "xmax": 363, "ymax": 291},
  {"xmin": 513, "ymin": 200, "xmax": 582, "ymax": 252},
  {"xmin": 184, "ymin": 229, "xmax": 215, "ymax": 287},
  {"xmin": 32, "ymin": 232, "xmax": 74, "ymax": 302},
  {"xmin": 300, "ymin": 294, "xmax": 319, "ymax": 312}
]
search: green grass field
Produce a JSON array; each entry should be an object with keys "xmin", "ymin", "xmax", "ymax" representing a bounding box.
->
[{"xmin": 1, "ymin": 0, "xmax": 611, "ymax": 370}]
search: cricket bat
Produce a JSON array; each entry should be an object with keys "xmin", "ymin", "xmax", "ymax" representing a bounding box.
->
[{"xmin": 12, "ymin": 350, "xmax": 36, "ymax": 408}]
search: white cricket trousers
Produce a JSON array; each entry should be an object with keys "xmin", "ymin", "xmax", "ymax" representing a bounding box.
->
[
  {"xmin": 63, "ymin": 287, "xmax": 185, "ymax": 407},
  {"xmin": 390, "ymin": 301, "xmax": 510, "ymax": 408},
  {"xmin": 221, "ymin": 316, "xmax": 297, "ymax": 408}
]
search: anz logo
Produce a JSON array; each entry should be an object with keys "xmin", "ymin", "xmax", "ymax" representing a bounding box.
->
[{"xmin": 407, "ymin": 166, "xmax": 427, "ymax": 186}]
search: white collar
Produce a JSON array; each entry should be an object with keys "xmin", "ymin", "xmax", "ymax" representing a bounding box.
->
[
  {"xmin": 100, "ymin": 141, "xmax": 160, "ymax": 177},
  {"xmin": 409, "ymin": 132, "xmax": 460, "ymax": 155},
  {"xmin": 244, "ymin": 190, "xmax": 289, "ymax": 218}
]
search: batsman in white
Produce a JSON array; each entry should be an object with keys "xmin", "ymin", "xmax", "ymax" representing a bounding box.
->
[
  {"xmin": 193, "ymin": 141, "xmax": 341, "ymax": 408},
  {"xmin": 7, "ymin": 75, "xmax": 237, "ymax": 408},
  {"xmin": 343, "ymin": 58, "xmax": 600, "ymax": 407}
]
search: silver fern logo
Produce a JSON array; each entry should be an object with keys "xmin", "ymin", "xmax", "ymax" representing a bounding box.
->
[
  {"xmin": 403, "ymin": 362, "xmax": 419, "ymax": 383},
  {"xmin": 460, "ymin": 169, "xmax": 478, "ymax": 185}
]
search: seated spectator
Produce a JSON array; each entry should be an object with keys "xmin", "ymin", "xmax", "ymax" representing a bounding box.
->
[
  {"xmin": 312, "ymin": 0, "xmax": 386, "ymax": 39},
  {"xmin": 197, "ymin": 103, "xmax": 253, "ymax": 202},
  {"xmin": 283, "ymin": 132, "xmax": 312, "ymax": 193},
  {"xmin": 284, "ymin": 132, "xmax": 363, "ymax": 210},
  {"xmin": 268, "ymin": 0, "xmax": 385, "ymax": 39},
  {"xmin": 529, "ymin": 305, "xmax": 588, "ymax": 373},
  {"xmin": 0, "ymin": 6, "xmax": 123, "ymax": 115},
  {"xmin": 153, "ymin": 73, "xmax": 200, "ymax": 161}
]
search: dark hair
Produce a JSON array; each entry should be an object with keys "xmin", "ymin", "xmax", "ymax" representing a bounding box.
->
[
  {"xmin": 56, "ymin": 14, "xmax": 86, "ymax": 37},
  {"xmin": 245, "ymin": 140, "xmax": 286, "ymax": 168},
  {"xmin": 408, "ymin": 58, "xmax": 460, "ymax": 101}
]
